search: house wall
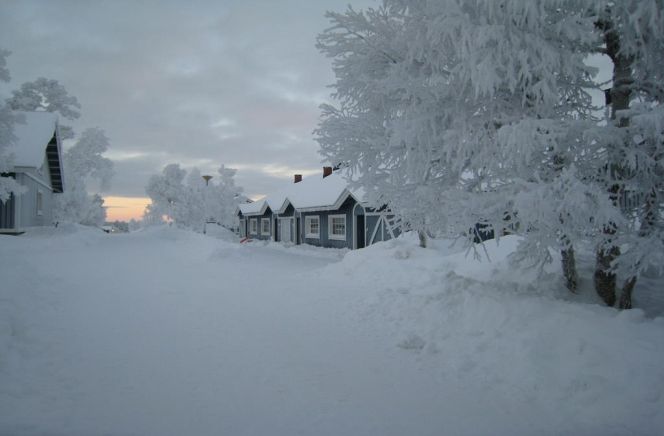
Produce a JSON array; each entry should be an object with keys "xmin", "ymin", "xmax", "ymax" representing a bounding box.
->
[
  {"xmin": 299, "ymin": 196, "xmax": 355, "ymax": 249},
  {"xmin": 13, "ymin": 160, "xmax": 55, "ymax": 229},
  {"xmin": 247, "ymin": 209, "xmax": 273, "ymax": 241}
]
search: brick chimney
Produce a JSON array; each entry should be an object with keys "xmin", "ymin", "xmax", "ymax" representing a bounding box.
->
[
  {"xmin": 323, "ymin": 166, "xmax": 333, "ymax": 178},
  {"xmin": 294, "ymin": 174, "xmax": 302, "ymax": 183}
]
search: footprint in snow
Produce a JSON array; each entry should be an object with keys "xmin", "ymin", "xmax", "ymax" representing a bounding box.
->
[{"xmin": 398, "ymin": 334, "xmax": 426, "ymax": 351}]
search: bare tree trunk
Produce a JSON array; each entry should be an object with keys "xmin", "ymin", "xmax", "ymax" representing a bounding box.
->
[
  {"xmin": 595, "ymin": 244, "xmax": 619, "ymax": 307},
  {"xmin": 418, "ymin": 229, "xmax": 427, "ymax": 248},
  {"xmin": 619, "ymin": 276, "xmax": 636, "ymax": 309},
  {"xmin": 561, "ymin": 246, "xmax": 578, "ymax": 293},
  {"xmin": 619, "ymin": 189, "xmax": 658, "ymax": 308},
  {"xmin": 595, "ymin": 14, "xmax": 633, "ymax": 307},
  {"xmin": 558, "ymin": 212, "xmax": 578, "ymax": 293}
]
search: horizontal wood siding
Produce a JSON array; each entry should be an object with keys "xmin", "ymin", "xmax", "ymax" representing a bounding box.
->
[
  {"xmin": 250, "ymin": 209, "xmax": 273, "ymax": 241},
  {"xmin": 300, "ymin": 196, "xmax": 355, "ymax": 249},
  {"xmin": 15, "ymin": 172, "xmax": 54, "ymax": 228}
]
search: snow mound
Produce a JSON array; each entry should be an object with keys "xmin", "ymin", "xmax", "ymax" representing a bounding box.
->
[
  {"xmin": 309, "ymin": 232, "xmax": 664, "ymax": 433},
  {"xmin": 2, "ymin": 227, "xmax": 663, "ymax": 435},
  {"xmin": 20, "ymin": 223, "xmax": 104, "ymax": 238},
  {"xmin": 202, "ymin": 224, "xmax": 238, "ymax": 242}
]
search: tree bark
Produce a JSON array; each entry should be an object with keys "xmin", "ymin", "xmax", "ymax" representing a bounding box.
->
[
  {"xmin": 561, "ymin": 246, "xmax": 578, "ymax": 293},
  {"xmin": 418, "ymin": 229, "xmax": 427, "ymax": 248},
  {"xmin": 594, "ymin": 14, "xmax": 634, "ymax": 307},
  {"xmin": 619, "ymin": 276, "xmax": 636, "ymax": 309},
  {"xmin": 594, "ymin": 244, "xmax": 619, "ymax": 307}
]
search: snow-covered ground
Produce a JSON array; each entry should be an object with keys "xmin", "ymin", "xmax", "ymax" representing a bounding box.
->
[{"xmin": 1, "ymin": 225, "xmax": 663, "ymax": 435}]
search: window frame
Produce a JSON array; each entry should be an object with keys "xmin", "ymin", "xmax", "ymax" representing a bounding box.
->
[
  {"xmin": 328, "ymin": 214, "xmax": 346, "ymax": 240},
  {"xmin": 250, "ymin": 218, "xmax": 258, "ymax": 235},
  {"xmin": 261, "ymin": 218, "xmax": 270, "ymax": 235},
  {"xmin": 304, "ymin": 215, "xmax": 320, "ymax": 239}
]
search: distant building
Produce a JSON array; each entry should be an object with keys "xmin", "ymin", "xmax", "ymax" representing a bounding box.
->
[
  {"xmin": 0, "ymin": 112, "xmax": 64, "ymax": 234},
  {"xmin": 237, "ymin": 167, "xmax": 399, "ymax": 249}
]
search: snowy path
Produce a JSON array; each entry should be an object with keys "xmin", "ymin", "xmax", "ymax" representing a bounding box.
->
[
  {"xmin": 0, "ymin": 229, "xmax": 443, "ymax": 435},
  {"xmin": 1, "ymin": 227, "xmax": 663, "ymax": 435}
]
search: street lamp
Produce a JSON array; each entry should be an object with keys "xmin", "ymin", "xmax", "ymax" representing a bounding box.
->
[{"xmin": 202, "ymin": 175, "xmax": 213, "ymax": 234}]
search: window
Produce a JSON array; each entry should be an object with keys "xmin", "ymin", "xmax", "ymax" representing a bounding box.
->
[
  {"xmin": 36, "ymin": 190, "xmax": 43, "ymax": 216},
  {"xmin": 261, "ymin": 218, "xmax": 270, "ymax": 235},
  {"xmin": 328, "ymin": 214, "xmax": 346, "ymax": 240},
  {"xmin": 250, "ymin": 218, "xmax": 258, "ymax": 234},
  {"xmin": 305, "ymin": 215, "xmax": 320, "ymax": 238}
]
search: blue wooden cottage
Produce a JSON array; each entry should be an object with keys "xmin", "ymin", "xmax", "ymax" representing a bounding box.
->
[
  {"xmin": 237, "ymin": 199, "xmax": 273, "ymax": 241},
  {"xmin": 237, "ymin": 167, "xmax": 399, "ymax": 249}
]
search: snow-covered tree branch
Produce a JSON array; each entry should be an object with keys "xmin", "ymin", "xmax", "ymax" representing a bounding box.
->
[
  {"xmin": 144, "ymin": 163, "xmax": 244, "ymax": 231},
  {"xmin": 316, "ymin": 0, "xmax": 663, "ymax": 307},
  {"xmin": 54, "ymin": 128, "xmax": 114, "ymax": 226}
]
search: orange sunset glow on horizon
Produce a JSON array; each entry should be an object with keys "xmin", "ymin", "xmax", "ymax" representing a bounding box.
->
[{"xmin": 103, "ymin": 196, "xmax": 152, "ymax": 222}]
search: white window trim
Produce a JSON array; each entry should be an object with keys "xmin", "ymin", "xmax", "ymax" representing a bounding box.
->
[
  {"xmin": 261, "ymin": 218, "xmax": 270, "ymax": 235},
  {"xmin": 36, "ymin": 189, "xmax": 43, "ymax": 216},
  {"xmin": 305, "ymin": 215, "xmax": 320, "ymax": 239},
  {"xmin": 250, "ymin": 218, "xmax": 258, "ymax": 235},
  {"xmin": 328, "ymin": 214, "xmax": 346, "ymax": 240}
]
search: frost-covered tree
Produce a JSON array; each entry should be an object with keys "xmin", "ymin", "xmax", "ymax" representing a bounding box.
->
[
  {"xmin": 316, "ymin": 0, "xmax": 663, "ymax": 306},
  {"xmin": 0, "ymin": 49, "xmax": 24, "ymax": 202},
  {"xmin": 144, "ymin": 163, "xmax": 243, "ymax": 230},
  {"xmin": 316, "ymin": 0, "xmax": 605, "ymax": 282},
  {"xmin": 144, "ymin": 163, "xmax": 188, "ymax": 225},
  {"xmin": 54, "ymin": 128, "xmax": 114, "ymax": 226},
  {"xmin": 7, "ymin": 77, "xmax": 81, "ymax": 139},
  {"xmin": 213, "ymin": 164, "xmax": 244, "ymax": 228},
  {"xmin": 588, "ymin": 1, "xmax": 664, "ymax": 308}
]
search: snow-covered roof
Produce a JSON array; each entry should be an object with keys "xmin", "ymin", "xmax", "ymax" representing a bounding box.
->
[
  {"xmin": 287, "ymin": 172, "xmax": 354, "ymax": 211},
  {"xmin": 238, "ymin": 199, "xmax": 270, "ymax": 216},
  {"xmin": 4, "ymin": 111, "xmax": 64, "ymax": 193},
  {"xmin": 7, "ymin": 111, "xmax": 59, "ymax": 168},
  {"xmin": 236, "ymin": 170, "xmax": 367, "ymax": 217},
  {"xmin": 266, "ymin": 171, "xmax": 365, "ymax": 213}
]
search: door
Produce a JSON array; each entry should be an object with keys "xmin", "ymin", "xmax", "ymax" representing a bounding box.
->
[
  {"xmin": 281, "ymin": 218, "xmax": 291, "ymax": 242},
  {"xmin": 356, "ymin": 214, "xmax": 365, "ymax": 249}
]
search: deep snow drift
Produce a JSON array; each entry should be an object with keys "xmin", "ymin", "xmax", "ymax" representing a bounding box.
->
[{"xmin": 1, "ymin": 225, "xmax": 663, "ymax": 435}]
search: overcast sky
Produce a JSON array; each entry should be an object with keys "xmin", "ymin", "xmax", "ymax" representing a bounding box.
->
[{"xmin": 0, "ymin": 0, "xmax": 375, "ymax": 201}]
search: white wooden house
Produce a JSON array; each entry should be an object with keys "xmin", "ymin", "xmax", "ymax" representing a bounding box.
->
[{"xmin": 0, "ymin": 112, "xmax": 64, "ymax": 234}]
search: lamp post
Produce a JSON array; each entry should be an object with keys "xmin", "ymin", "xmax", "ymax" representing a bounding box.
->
[{"xmin": 202, "ymin": 175, "xmax": 213, "ymax": 234}]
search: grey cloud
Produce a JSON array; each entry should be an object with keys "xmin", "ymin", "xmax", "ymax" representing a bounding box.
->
[{"xmin": 0, "ymin": 0, "xmax": 377, "ymax": 199}]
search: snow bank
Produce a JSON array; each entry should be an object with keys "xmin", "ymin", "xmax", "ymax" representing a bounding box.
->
[
  {"xmin": 312, "ymin": 233, "xmax": 664, "ymax": 434},
  {"xmin": 1, "ymin": 228, "xmax": 663, "ymax": 435}
]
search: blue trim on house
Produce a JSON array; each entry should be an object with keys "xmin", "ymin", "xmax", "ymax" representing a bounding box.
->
[{"xmin": 299, "ymin": 196, "xmax": 355, "ymax": 249}]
